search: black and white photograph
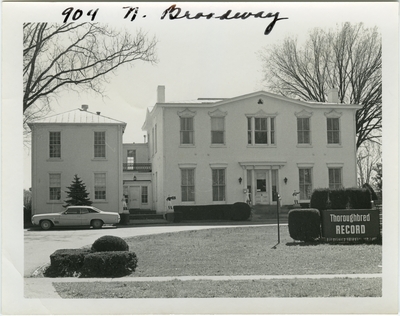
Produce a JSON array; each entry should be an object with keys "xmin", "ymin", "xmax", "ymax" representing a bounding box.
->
[{"xmin": 2, "ymin": 1, "xmax": 399, "ymax": 315}]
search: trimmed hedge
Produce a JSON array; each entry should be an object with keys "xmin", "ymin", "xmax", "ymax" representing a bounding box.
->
[
  {"xmin": 288, "ymin": 208, "xmax": 321, "ymax": 242},
  {"xmin": 174, "ymin": 203, "xmax": 251, "ymax": 222},
  {"xmin": 310, "ymin": 188, "xmax": 372, "ymax": 211},
  {"xmin": 44, "ymin": 248, "xmax": 92, "ymax": 277},
  {"xmin": 91, "ymin": 235, "xmax": 129, "ymax": 252},
  {"xmin": 80, "ymin": 251, "xmax": 138, "ymax": 278}
]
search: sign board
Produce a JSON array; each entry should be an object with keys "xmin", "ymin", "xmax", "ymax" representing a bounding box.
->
[{"xmin": 321, "ymin": 209, "xmax": 380, "ymax": 238}]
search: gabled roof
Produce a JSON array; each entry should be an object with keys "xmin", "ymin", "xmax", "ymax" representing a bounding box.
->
[{"xmin": 28, "ymin": 108, "xmax": 127, "ymax": 129}]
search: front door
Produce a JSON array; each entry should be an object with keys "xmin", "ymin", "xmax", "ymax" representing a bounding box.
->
[
  {"xmin": 255, "ymin": 171, "xmax": 269, "ymax": 204},
  {"xmin": 129, "ymin": 186, "xmax": 140, "ymax": 209}
]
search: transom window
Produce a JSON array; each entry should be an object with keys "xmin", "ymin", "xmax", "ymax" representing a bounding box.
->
[
  {"xmin": 329, "ymin": 168, "xmax": 342, "ymax": 189},
  {"xmin": 181, "ymin": 169, "xmax": 195, "ymax": 202},
  {"xmin": 297, "ymin": 118, "xmax": 310, "ymax": 144},
  {"xmin": 49, "ymin": 132, "xmax": 61, "ymax": 158},
  {"xmin": 94, "ymin": 173, "xmax": 106, "ymax": 200},
  {"xmin": 299, "ymin": 168, "xmax": 312, "ymax": 200},
  {"xmin": 49, "ymin": 173, "xmax": 61, "ymax": 200},
  {"xmin": 180, "ymin": 117, "xmax": 194, "ymax": 145},
  {"xmin": 212, "ymin": 169, "xmax": 226, "ymax": 201},
  {"xmin": 327, "ymin": 118, "xmax": 340, "ymax": 144},
  {"xmin": 94, "ymin": 132, "xmax": 106, "ymax": 158},
  {"xmin": 211, "ymin": 117, "xmax": 225, "ymax": 144}
]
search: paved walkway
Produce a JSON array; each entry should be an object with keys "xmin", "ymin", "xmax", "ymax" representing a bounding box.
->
[{"xmin": 25, "ymin": 273, "xmax": 382, "ymax": 298}]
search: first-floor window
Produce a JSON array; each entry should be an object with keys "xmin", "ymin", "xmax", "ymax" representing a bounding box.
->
[
  {"xmin": 299, "ymin": 168, "xmax": 312, "ymax": 200},
  {"xmin": 141, "ymin": 186, "xmax": 148, "ymax": 204},
  {"xmin": 181, "ymin": 169, "xmax": 195, "ymax": 202},
  {"xmin": 49, "ymin": 173, "xmax": 61, "ymax": 200},
  {"xmin": 212, "ymin": 168, "xmax": 225, "ymax": 201},
  {"xmin": 94, "ymin": 173, "xmax": 106, "ymax": 200},
  {"xmin": 329, "ymin": 168, "xmax": 342, "ymax": 189}
]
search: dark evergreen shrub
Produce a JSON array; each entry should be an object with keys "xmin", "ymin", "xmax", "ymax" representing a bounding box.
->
[
  {"xmin": 288, "ymin": 208, "xmax": 321, "ymax": 242},
  {"xmin": 80, "ymin": 251, "xmax": 138, "ymax": 278},
  {"xmin": 231, "ymin": 202, "xmax": 251, "ymax": 221},
  {"xmin": 310, "ymin": 189, "xmax": 329, "ymax": 211},
  {"xmin": 91, "ymin": 235, "xmax": 129, "ymax": 252},
  {"xmin": 44, "ymin": 248, "xmax": 92, "ymax": 277},
  {"xmin": 363, "ymin": 183, "xmax": 378, "ymax": 200},
  {"xmin": 329, "ymin": 189, "xmax": 348, "ymax": 209},
  {"xmin": 174, "ymin": 204, "xmax": 233, "ymax": 221},
  {"xmin": 346, "ymin": 188, "xmax": 371, "ymax": 209}
]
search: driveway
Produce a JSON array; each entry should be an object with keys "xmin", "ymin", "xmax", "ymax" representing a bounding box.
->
[{"xmin": 24, "ymin": 223, "xmax": 275, "ymax": 277}]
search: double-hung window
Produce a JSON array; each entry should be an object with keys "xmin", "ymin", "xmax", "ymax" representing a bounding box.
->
[
  {"xmin": 329, "ymin": 168, "xmax": 342, "ymax": 189},
  {"xmin": 49, "ymin": 132, "xmax": 61, "ymax": 158},
  {"xmin": 127, "ymin": 150, "xmax": 135, "ymax": 170},
  {"xmin": 49, "ymin": 173, "xmax": 61, "ymax": 201},
  {"xmin": 94, "ymin": 132, "xmax": 106, "ymax": 158},
  {"xmin": 94, "ymin": 173, "xmax": 106, "ymax": 200},
  {"xmin": 211, "ymin": 117, "xmax": 225, "ymax": 144},
  {"xmin": 141, "ymin": 186, "xmax": 148, "ymax": 204},
  {"xmin": 180, "ymin": 117, "xmax": 194, "ymax": 145},
  {"xmin": 299, "ymin": 168, "xmax": 312, "ymax": 200},
  {"xmin": 212, "ymin": 169, "xmax": 226, "ymax": 201},
  {"xmin": 255, "ymin": 118, "xmax": 268, "ymax": 144},
  {"xmin": 181, "ymin": 169, "xmax": 195, "ymax": 202},
  {"xmin": 297, "ymin": 118, "xmax": 310, "ymax": 144},
  {"xmin": 327, "ymin": 118, "xmax": 340, "ymax": 144}
]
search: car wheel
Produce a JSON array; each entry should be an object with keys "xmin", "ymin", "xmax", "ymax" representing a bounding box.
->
[
  {"xmin": 40, "ymin": 220, "xmax": 52, "ymax": 230},
  {"xmin": 92, "ymin": 219, "xmax": 103, "ymax": 229}
]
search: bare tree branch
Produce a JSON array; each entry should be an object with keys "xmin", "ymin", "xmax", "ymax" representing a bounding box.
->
[{"xmin": 260, "ymin": 22, "xmax": 381, "ymax": 148}]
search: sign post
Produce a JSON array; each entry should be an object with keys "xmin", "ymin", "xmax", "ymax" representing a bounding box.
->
[{"xmin": 272, "ymin": 193, "xmax": 281, "ymax": 248}]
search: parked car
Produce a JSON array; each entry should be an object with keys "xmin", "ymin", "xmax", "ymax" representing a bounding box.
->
[{"xmin": 31, "ymin": 206, "xmax": 120, "ymax": 230}]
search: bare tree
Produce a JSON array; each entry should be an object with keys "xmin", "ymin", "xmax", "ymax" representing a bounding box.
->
[
  {"xmin": 23, "ymin": 23, "xmax": 158, "ymax": 139},
  {"xmin": 260, "ymin": 22, "xmax": 381, "ymax": 148},
  {"xmin": 356, "ymin": 140, "xmax": 381, "ymax": 187}
]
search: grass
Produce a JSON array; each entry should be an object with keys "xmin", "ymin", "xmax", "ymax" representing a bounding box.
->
[
  {"xmin": 125, "ymin": 226, "xmax": 381, "ymax": 277},
  {"xmin": 53, "ymin": 278, "xmax": 382, "ymax": 298}
]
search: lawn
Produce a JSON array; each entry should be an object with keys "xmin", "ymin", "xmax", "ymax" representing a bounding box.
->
[
  {"xmin": 54, "ymin": 278, "xmax": 382, "ymax": 298},
  {"xmin": 124, "ymin": 226, "xmax": 381, "ymax": 277}
]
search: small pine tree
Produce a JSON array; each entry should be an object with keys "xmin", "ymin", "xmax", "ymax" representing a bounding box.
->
[{"xmin": 64, "ymin": 174, "xmax": 93, "ymax": 207}]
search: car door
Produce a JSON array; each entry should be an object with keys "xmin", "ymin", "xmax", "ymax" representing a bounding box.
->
[
  {"xmin": 80, "ymin": 207, "xmax": 93, "ymax": 226},
  {"xmin": 59, "ymin": 208, "xmax": 82, "ymax": 226}
]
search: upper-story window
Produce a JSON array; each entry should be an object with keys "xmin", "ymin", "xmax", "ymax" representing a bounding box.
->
[
  {"xmin": 325, "ymin": 110, "xmax": 342, "ymax": 145},
  {"xmin": 180, "ymin": 117, "xmax": 194, "ymax": 145},
  {"xmin": 295, "ymin": 109, "xmax": 313, "ymax": 145},
  {"xmin": 247, "ymin": 112, "xmax": 276, "ymax": 146},
  {"xmin": 127, "ymin": 150, "xmax": 135, "ymax": 170},
  {"xmin": 297, "ymin": 118, "xmax": 310, "ymax": 144},
  {"xmin": 211, "ymin": 117, "xmax": 225, "ymax": 144},
  {"xmin": 327, "ymin": 118, "xmax": 340, "ymax": 144},
  {"xmin": 49, "ymin": 132, "xmax": 61, "ymax": 158},
  {"xmin": 94, "ymin": 131, "xmax": 106, "ymax": 158}
]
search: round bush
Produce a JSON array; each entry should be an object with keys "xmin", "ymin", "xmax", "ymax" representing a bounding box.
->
[
  {"xmin": 91, "ymin": 235, "xmax": 129, "ymax": 252},
  {"xmin": 288, "ymin": 208, "xmax": 321, "ymax": 242},
  {"xmin": 231, "ymin": 202, "xmax": 251, "ymax": 221}
]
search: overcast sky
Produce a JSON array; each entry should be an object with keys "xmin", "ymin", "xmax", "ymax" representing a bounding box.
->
[{"xmin": 18, "ymin": 2, "xmax": 394, "ymax": 188}]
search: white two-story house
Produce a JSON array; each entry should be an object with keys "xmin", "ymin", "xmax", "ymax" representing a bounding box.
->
[
  {"xmin": 143, "ymin": 86, "xmax": 362, "ymax": 213},
  {"xmin": 28, "ymin": 105, "xmax": 126, "ymax": 215}
]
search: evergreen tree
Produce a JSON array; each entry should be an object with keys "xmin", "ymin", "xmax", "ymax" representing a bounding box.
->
[{"xmin": 64, "ymin": 174, "xmax": 93, "ymax": 207}]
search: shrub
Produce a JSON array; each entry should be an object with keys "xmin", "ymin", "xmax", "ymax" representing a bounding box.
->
[
  {"xmin": 310, "ymin": 189, "xmax": 329, "ymax": 211},
  {"xmin": 91, "ymin": 235, "xmax": 129, "ymax": 252},
  {"xmin": 231, "ymin": 202, "xmax": 251, "ymax": 221},
  {"xmin": 174, "ymin": 204, "xmax": 233, "ymax": 221},
  {"xmin": 44, "ymin": 248, "xmax": 92, "ymax": 277},
  {"xmin": 80, "ymin": 251, "xmax": 138, "ymax": 278},
  {"xmin": 310, "ymin": 188, "xmax": 372, "ymax": 210},
  {"xmin": 288, "ymin": 208, "xmax": 321, "ymax": 242}
]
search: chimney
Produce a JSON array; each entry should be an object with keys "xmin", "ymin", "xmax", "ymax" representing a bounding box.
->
[
  {"xmin": 81, "ymin": 104, "xmax": 89, "ymax": 111},
  {"xmin": 157, "ymin": 85, "xmax": 165, "ymax": 103},
  {"xmin": 96, "ymin": 111, "xmax": 101, "ymax": 115},
  {"xmin": 327, "ymin": 88, "xmax": 339, "ymax": 103}
]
